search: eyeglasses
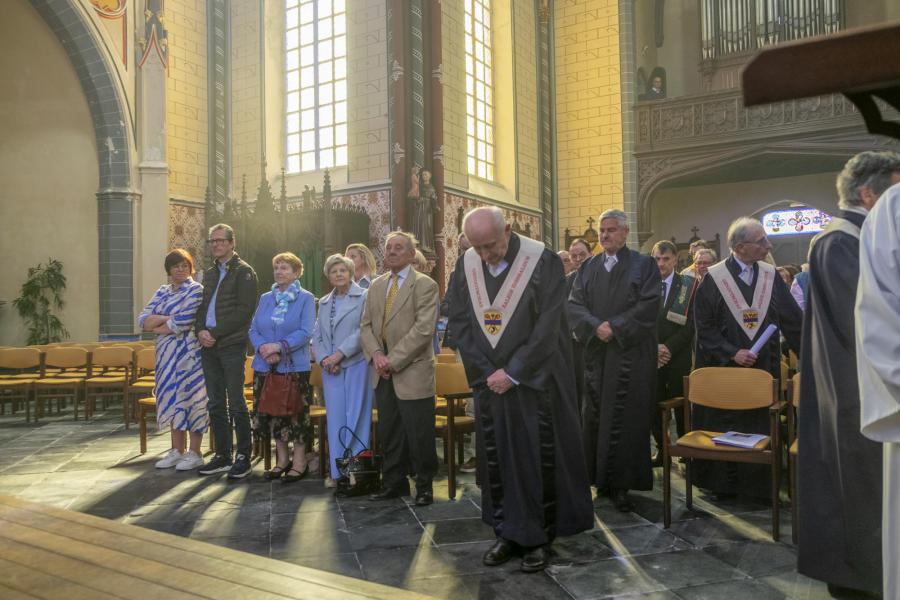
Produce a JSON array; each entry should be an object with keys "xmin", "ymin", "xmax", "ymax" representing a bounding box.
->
[
  {"xmin": 207, "ymin": 238, "xmax": 232, "ymax": 245},
  {"xmin": 750, "ymin": 236, "xmax": 769, "ymax": 245}
]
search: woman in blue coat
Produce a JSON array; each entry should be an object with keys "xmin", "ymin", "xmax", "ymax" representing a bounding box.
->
[
  {"xmin": 249, "ymin": 252, "xmax": 316, "ymax": 482},
  {"xmin": 312, "ymin": 254, "xmax": 373, "ymax": 488}
]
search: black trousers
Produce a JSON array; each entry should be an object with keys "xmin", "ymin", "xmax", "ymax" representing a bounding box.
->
[
  {"xmin": 201, "ymin": 344, "xmax": 251, "ymax": 458},
  {"xmin": 651, "ymin": 362, "xmax": 687, "ymax": 451},
  {"xmin": 375, "ymin": 377, "xmax": 438, "ymax": 494}
]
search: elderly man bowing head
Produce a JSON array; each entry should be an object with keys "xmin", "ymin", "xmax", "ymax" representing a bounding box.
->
[{"xmin": 448, "ymin": 206, "xmax": 592, "ymax": 574}]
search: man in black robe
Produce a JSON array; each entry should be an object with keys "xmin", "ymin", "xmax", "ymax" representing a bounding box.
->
[
  {"xmin": 798, "ymin": 151, "xmax": 900, "ymax": 597},
  {"xmin": 448, "ymin": 207, "xmax": 593, "ymax": 573},
  {"xmin": 650, "ymin": 240, "xmax": 697, "ymax": 465},
  {"xmin": 568, "ymin": 209, "xmax": 661, "ymax": 512},
  {"xmin": 693, "ymin": 217, "xmax": 802, "ymax": 499},
  {"xmin": 566, "ymin": 238, "xmax": 593, "ymax": 417}
]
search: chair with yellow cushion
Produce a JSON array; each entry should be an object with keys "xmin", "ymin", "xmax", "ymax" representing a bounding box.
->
[
  {"xmin": 661, "ymin": 367, "xmax": 783, "ymax": 540},
  {"xmin": 84, "ymin": 346, "xmax": 133, "ymax": 421},
  {"xmin": 307, "ymin": 362, "xmax": 328, "ymax": 477},
  {"xmin": 0, "ymin": 348, "xmax": 44, "ymax": 420},
  {"xmin": 33, "ymin": 347, "xmax": 91, "ymax": 421},
  {"xmin": 138, "ymin": 396, "xmax": 157, "ymax": 454},
  {"xmin": 435, "ymin": 362, "xmax": 476, "ymax": 500},
  {"xmin": 436, "ymin": 353, "xmax": 458, "ymax": 364},
  {"xmin": 787, "ymin": 373, "xmax": 801, "ymax": 544}
]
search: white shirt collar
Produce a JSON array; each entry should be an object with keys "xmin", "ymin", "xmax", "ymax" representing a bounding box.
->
[
  {"xmin": 733, "ymin": 256, "xmax": 754, "ymax": 273},
  {"xmin": 487, "ymin": 260, "xmax": 509, "ymax": 277},
  {"xmin": 663, "ymin": 271, "xmax": 675, "ymax": 287}
]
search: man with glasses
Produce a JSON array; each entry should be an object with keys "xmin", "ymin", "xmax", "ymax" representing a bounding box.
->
[
  {"xmin": 692, "ymin": 216, "xmax": 802, "ymax": 500},
  {"xmin": 195, "ymin": 223, "xmax": 259, "ymax": 479}
]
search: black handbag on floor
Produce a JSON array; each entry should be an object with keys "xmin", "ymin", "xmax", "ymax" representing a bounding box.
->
[{"xmin": 334, "ymin": 426, "xmax": 382, "ymax": 497}]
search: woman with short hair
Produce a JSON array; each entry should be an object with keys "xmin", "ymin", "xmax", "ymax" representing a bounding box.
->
[
  {"xmin": 138, "ymin": 249, "xmax": 208, "ymax": 471},
  {"xmin": 249, "ymin": 252, "xmax": 316, "ymax": 482},
  {"xmin": 345, "ymin": 243, "xmax": 377, "ymax": 289},
  {"xmin": 312, "ymin": 254, "xmax": 373, "ymax": 489}
]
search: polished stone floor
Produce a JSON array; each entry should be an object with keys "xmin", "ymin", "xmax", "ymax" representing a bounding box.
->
[{"xmin": 0, "ymin": 404, "xmax": 836, "ymax": 600}]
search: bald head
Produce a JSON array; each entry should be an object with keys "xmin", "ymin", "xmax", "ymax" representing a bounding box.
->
[{"xmin": 463, "ymin": 207, "xmax": 512, "ymax": 266}]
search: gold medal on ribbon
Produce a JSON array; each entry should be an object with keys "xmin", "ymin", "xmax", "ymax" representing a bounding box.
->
[{"xmin": 742, "ymin": 309, "xmax": 759, "ymax": 330}]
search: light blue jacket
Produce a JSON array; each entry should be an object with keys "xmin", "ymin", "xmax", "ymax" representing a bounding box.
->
[
  {"xmin": 249, "ymin": 286, "xmax": 316, "ymax": 373},
  {"xmin": 312, "ymin": 283, "xmax": 367, "ymax": 368}
]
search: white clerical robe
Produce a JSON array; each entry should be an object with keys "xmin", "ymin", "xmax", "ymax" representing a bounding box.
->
[{"xmin": 855, "ymin": 182, "xmax": 900, "ymax": 600}]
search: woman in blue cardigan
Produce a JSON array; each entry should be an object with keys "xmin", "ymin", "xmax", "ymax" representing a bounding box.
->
[
  {"xmin": 312, "ymin": 254, "xmax": 373, "ymax": 489},
  {"xmin": 249, "ymin": 252, "xmax": 316, "ymax": 483}
]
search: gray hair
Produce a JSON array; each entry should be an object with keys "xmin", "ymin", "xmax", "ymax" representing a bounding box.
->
[
  {"xmin": 323, "ymin": 253, "xmax": 355, "ymax": 277},
  {"xmin": 208, "ymin": 223, "xmax": 234, "ymax": 241},
  {"xmin": 836, "ymin": 151, "xmax": 900, "ymax": 210},
  {"xmin": 727, "ymin": 217, "xmax": 763, "ymax": 250},
  {"xmin": 694, "ymin": 248, "xmax": 717, "ymax": 262},
  {"xmin": 385, "ymin": 230, "xmax": 418, "ymax": 252},
  {"xmin": 413, "ymin": 249, "xmax": 428, "ymax": 271},
  {"xmin": 599, "ymin": 209, "xmax": 628, "ymax": 228},
  {"xmin": 462, "ymin": 206, "xmax": 505, "ymax": 234}
]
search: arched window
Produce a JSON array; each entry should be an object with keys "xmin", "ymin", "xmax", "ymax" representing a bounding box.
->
[
  {"xmin": 465, "ymin": 0, "xmax": 495, "ymax": 181},
  {"xmin": 761, "ymin": 207, "xmax": 832, "ymax": 236},
  {"xmin": 285, "ymin": 0, "xmax": 348, "ymax": 173}
]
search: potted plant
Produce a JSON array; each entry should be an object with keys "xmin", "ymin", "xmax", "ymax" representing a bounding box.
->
[{"xmin": 13, "ymin": 259, "xmax": 70, "ymax": 345}]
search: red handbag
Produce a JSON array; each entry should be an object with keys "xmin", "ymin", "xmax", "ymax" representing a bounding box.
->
[{"xmin": 257, "ymin": 341, "xmax": 305, "ymax": 417}]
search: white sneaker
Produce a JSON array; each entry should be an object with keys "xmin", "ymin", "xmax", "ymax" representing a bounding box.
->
[
  {"xmin": 155, "ymin": 448, "xmax": 183, "ymax": 469},
  {"xmin": 175, "ymin": 450, "xmax": 204, "ymax": 471},
  {"xmin": 324, "ymin": 476, "xmax": 337, "ymax": 489}
]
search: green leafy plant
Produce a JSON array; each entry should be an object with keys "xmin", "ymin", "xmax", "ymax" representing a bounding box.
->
[{"xmin": 13, "ymin": 259, "xmax": 70, "ymax": 345}]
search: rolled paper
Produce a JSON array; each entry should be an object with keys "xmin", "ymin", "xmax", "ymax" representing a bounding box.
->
[{"xmin": 749, "ymin": 324, "xmax": 778, "ymax": 356}]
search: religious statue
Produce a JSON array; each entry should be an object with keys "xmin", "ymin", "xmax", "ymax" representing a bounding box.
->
[{"xmin": 407, "ymin": 166, "xmax": 436, "ymax": 252}]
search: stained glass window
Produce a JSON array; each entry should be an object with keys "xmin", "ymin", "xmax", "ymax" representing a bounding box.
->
[
  {"xmin": 464, "ymin": 0, "xmax": 494, "ymax": 181},
  {"xmin": 762, "ymin": 208, "xmax": 833, "ymax": 236},
  {"xmin": 285, "ymin": 0, "xmax": 348, "ymax": 173}
]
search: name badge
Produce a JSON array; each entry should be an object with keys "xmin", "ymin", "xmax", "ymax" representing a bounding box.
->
[{"xmin": 666, "ymin": 311, "xmax": 687, "ymax": 325}]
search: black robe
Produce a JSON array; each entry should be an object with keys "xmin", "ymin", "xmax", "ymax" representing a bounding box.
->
[
  {"xmin": 568, "ymin": 246, "xmax": 661, "ymax": 491},
  {"xmin": 797, "ymin": 210, "xmax": 882, "ymax": 593},
  {"xmin": 566, "ymin": 271, "xmax": 586, "ymax": 416},
  {"xmin": 448, "ymin": 234, "xmax": 593, "ymax": 547},
  {"xmin": 693, "ymin": 256, "xmax": 802, "ymax": 498}
]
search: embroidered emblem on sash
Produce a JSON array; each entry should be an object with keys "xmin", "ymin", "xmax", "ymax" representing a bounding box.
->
[
  {"xmin": 484, "ymin": 310, "xmax": 502, "ymax": 334},
  {"xmin": 742, "ymin": 309, "xmax": 759, "ymax": 329}
]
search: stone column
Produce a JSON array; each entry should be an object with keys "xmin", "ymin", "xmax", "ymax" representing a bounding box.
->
[
  {"xmin": 136, "ymin": 0, "xmax": 170, "ymax": 320},
  {"xmin": 97, "ymin": 190, "xmax": 138, "ymax": 336}
]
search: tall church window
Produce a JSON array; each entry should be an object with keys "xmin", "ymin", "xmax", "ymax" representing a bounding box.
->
[
  {"xmin": 464, "ymin": 0, "xmax": 495, "ymax": 181},
  {"xmin": 285, "ymin": 0, "xmax": 348, "ymax": 173}
]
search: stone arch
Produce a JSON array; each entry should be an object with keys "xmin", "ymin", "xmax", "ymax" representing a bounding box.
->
[{"xmin": 28, "ymin": 0, "xmax": 136, "ymax": 336}]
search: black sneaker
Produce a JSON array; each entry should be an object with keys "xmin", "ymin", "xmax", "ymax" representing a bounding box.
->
[
  {"xmin": 227, "ymin": 453, "xmax": 251, "ymax": 480},
  {"xmin": 198, "ymin": 454, "xmax": 232, "ymax": 476}
]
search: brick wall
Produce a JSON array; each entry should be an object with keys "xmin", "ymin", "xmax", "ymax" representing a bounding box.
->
[
  {"xmin": 231, "ymin": 2, "xmax": 262, "ymax": 190},
  {"xmin": 514, "ymin": 1, "xmax": 539, "ymax": 208},
  {"xmin": 554, "ymin": 0, "xmax": 624, "ymax": 241},
  {"xmin": 166, "ymin": 0, "xmax": 208, "ymax": 201}
]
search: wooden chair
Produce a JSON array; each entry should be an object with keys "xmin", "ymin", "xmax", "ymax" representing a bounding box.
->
[
  {"xmin": 662, "ymin": 367, "xmax": 783, "ymax": 541},
  {"xmin": 33, "ymin": 348, "xmax": 91, "ymax": 421},
  {"xmin": 439, "ymin": 346, "xmax": 456, "ymax": 355},
  {"xmin": 787, "ymin": 373, "xmax": 801, "ymax": 544},
  {"xmin": 126, "ymin": 347, "xmax": 156, "ymax": 427},
  {"xmin": 0, "ymin": 348, "xmax": 43, "ymax": 420},
  {"xmin": 308, "ymin": 362, "xmax": 327, "ymax": 477},
  {"xmin": 435, "ymin": 362, "xmax": 476, "ymax": 500},
  {"xmin": 138, "ymin": 396, "xmax": 157, "ymax": 454},
  {"xmin": 436, "ymin": 353, "xmax": 458, "ymax": 364},
  {"xmin": 84, "ymin": 346, "xmax": 133, "ymax": 421}
]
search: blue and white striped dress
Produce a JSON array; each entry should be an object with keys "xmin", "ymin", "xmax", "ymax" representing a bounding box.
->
[{"xmin": 137, "ymin": 278, "xmax": 209, "ymax": 432}]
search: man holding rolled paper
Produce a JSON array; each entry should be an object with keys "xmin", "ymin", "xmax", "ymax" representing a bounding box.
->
[{"xmin": 692, "ymin": 216, "xmax": 802, "ymax": 500}]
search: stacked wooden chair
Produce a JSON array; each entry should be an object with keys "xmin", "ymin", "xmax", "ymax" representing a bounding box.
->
[{"xmin": 0, "ymin": 348, "xmax": 43, "ymax": 420}]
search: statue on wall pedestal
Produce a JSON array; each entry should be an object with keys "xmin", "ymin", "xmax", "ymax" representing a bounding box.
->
[{"xmin": 406, "ymin": 166, "xmax": 436, "ymax": 253}]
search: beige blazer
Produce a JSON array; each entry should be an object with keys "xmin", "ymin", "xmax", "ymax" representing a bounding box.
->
[{"xmin": 360, "ymin": 268, "xmax": 438, "ymax": 400}]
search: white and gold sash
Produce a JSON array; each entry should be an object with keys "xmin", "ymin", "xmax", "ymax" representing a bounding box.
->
[
  {"xmin": 464, "ymin": 235, "xmax": 545, "ymax": 348},
  {"xmin": 707, "ymin": 259, "xmax": 775, "ymax": 341}
]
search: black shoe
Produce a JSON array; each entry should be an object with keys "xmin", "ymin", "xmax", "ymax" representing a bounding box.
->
[
  {"xmin": 826, "ymin": 583, "xmax": 880, "ymax": 599},
  {"xmin": 198, "ymin": 454, "xmax": 232, "ymax": 476},
  {"xmin": 483, "ymin": 538, "xmax": 515, "ymax": 566},
  {"xmin": 611, "ymin": 488, "xmax": 634, "ymax": 512},
  {"xmin": 713, "ymin": 492, "xmax": 737, "ymax": 502},
  {"xmin": 369, "ymin": 487, "xmax": 408, "ymax": 501},
  {"xmin": 521, "ymin": 545, "xmax": 549, "ymax": 573},
  {"xmin": 265, "ymin": 460, "xmax": 292, "ymax": 481},
  {"xmin": 226, "ymin": 453, "xmax": 252, "ymax": 480},
  {"xmin": 415, "ymin": 491, "xmax": 433, "ymax": 506},
  {"xmin": 282, "ymin": 464, "xmax": 309, "ymax": 483}
]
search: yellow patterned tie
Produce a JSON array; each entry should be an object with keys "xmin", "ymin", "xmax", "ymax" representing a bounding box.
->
[{"xmin": 382, "ymin": 273, "xmax": 399, "ymax": 341}]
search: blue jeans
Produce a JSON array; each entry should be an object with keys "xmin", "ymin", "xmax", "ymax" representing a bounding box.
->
[{"xmin": 201, "ymin": 344, "xmax": 251, "ymax": 458}]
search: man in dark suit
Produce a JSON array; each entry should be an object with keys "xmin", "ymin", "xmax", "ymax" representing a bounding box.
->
[{"xmin": 649, "ymin": 240, "xmax": 697, "ymax": 466}]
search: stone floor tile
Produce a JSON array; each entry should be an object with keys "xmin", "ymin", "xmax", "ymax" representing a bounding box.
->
[
  {"xmin": 671, "ymin": 578, "xmax": 786, "ymax": 600},
  {"xmin": 757, "ymin": 570, "xmax": 834, "ymax": 600},
  {"xmin": 593, "ymin": 524, "xmax": 692, "ymax": 557},
  {"xmin": 410, "ymin": 497, "xmax": 482, "ymax": 522},
  {"xmin": 630, "ymin": 550, "xmax": 745, "ymax": 591},
  {"xmin": 593, "ymin": 498, "xmax": 655, "ymax": 530},
  {"xmin": 702, "ymin": 540, "xmax": 797, "ymax": 578},
  {"xmin": 550, "ymin": 531, "xmax": 617, "ymax": 566},
  {"xmin": 279, "ymin": 552, "xmax": 363, "ymax": 579},
  {"xmin": 428, "ymin": 517, "xmax": 495, "ymax": 545},
  {"xmin": 358, "ymin": 544, "xmax": 461, "ymax": 586},
  {"xmin": 347, "ymin": 522, "xmax": 433, "ymax": 552},
  {"xmin": 394, "ymin": 574, "xmax": 478, "ymax": 600},
  {"xmin": 551, "ymin": 557, "xmax": 669, "ymax": 599},
  {"xmin": 468, "ymin": 569, "xmax": 575, "ymax": 600}
]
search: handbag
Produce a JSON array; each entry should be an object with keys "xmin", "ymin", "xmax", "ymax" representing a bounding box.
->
[
  {"xmin": 257, "ymin": 340, "xmax": 305, "ymax": 417},
  {"xmin": 334, "ymin": 426, "xmax": 382, "ymax": 497}
]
